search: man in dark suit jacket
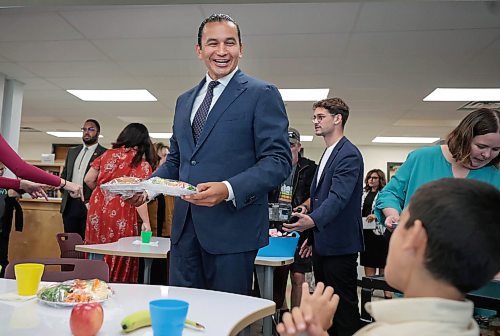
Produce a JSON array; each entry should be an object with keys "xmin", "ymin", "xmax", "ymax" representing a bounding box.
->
[
  {"xmin": 146, "ymin": 14, "xmax": 291, "ymax": 295},
  {"xmin": 60, "ymin": 119, "xmax": 106, "ymax": 239},
  {"xmin": 284, "ymin": 98, "xmax": 364, "ymax": 336}
]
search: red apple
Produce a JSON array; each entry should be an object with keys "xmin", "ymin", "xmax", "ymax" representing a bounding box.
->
[{"xmin": 70, "ymin": 303, "xmax": 104, "ymax": 336}]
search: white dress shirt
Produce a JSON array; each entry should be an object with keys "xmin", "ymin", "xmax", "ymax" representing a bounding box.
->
[{"xmin": 71, "ymin": 143, "xmax": 98, "ymax": 186}]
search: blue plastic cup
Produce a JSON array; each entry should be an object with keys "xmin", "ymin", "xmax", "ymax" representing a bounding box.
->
[{"xmin": 149, "ymin": 299, "xmax": 189, "ymax": 336}]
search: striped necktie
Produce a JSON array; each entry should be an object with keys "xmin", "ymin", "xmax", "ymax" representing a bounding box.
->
[{"xmin": 192, "ymin": 80, "xmax": 220, "ymax": 143}]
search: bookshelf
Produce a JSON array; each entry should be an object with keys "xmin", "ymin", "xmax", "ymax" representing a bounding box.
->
[{"xmin": 26, "ymin": 160, "xmax": 65, "ymax": 198}]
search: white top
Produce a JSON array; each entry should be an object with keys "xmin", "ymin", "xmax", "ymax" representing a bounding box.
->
[
  {"xmin": 316, "ymin": 140, "xmax": 339, "ymax": 186},
  {"xmin": 75, "ymin": 236, "xmax": 170, "ymax": 259},
  {"xmin": 71, "ymin": 142, "xmax": 98, "ymax": 186},
  {"xmin": 355, "ymin": 297, "xmax": 479, "ymax": 336},
  {"xmin": 0, "ymin": 279, "xmax": 275, "ymax": 336}
]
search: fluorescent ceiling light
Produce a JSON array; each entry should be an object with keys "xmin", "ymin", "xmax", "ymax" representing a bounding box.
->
[
  {"xmin": 300, "ymin": 135, "xmax": 314, "ymax": 142},
  {"xmin": 423, "ymin": 88, "xmax": 500, "ymax": 102},
  {"xmin": 47, "ymin": 132, "xmax": 103, "ymax": 138},
  {"xmin": 279, "ymin": 89, "xmax": 329, "ymax": 102},
  {"xmin": 372, "ymin": 137, "xmax": 440, "ymax": 144},
  {"xmin": 67, "ymin": 89, "xmax": 157, "ymax": 101},
  {"xmin": 150, "ymin": 133, "xmax": 172, "ymax": 139}
]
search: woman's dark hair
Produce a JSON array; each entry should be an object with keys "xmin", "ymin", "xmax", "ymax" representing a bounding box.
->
[
  {"xmin": 447, "ymin": 108, "xmax": 500, "ymax": 168},
  {"xmin": 363, "ymin": 169, "xmax": 386, "ymax": 192},
  {"xmin": 112, "ymin": 123, "xmax": 155, "ymax": 168}
]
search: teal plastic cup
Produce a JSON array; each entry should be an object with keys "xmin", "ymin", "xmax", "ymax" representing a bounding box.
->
[{"xmin": 149, "ymin": 299, "xmax": 189, "ymax": 336}]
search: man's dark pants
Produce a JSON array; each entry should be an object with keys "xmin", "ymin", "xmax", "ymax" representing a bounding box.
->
[{"xmin": 313, "ymin": 253, "xmax": 360, "ymax": 336}]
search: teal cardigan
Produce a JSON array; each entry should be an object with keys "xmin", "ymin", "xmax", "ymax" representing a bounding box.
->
[{"xmin": 375, "ymin": 145, "xmax": 500, "ymax": 223}]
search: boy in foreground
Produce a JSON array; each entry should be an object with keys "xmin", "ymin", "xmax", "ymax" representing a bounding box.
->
[{"xmin": 278, "ymin": 178, "xmax": 500, "ymax": 336}]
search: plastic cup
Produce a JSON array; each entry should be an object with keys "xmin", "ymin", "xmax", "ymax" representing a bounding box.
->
[
  {"xmin": 141, "ymin": 231, "xmax": 152, "ymax": 244},
  {"xmin": 14, "ymin": 263, "xmax": 44, "ymax": 296},
  {"xmin": 149, "ymin": 299, "xmax": 189, "ymax": 336}
]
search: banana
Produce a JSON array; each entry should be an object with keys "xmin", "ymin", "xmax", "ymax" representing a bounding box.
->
[{"xmin": 121, "ymin": 310, "xmax": 151, "ymax": 333}]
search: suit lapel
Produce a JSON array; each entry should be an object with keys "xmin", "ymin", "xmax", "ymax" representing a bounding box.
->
[
  {"xmin": 315, "ymin": 137, "xmax": 347, "ymax": 190},
  {"xmin": 182, "ymin": 79, "xmax": 205, "ymax": 153},
  {"xmin": 192, "ymin": 70, "xmax": 247, "ymax": 157},
  {"xmin": 66, "ymin": 145, "xmax": 83, "ymax": 180}
]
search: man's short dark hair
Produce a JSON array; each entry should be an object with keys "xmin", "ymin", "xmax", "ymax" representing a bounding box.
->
[
  {"xmin": 406, "ymin": 178, "xmax": 500, "ymax": 293},
  {"xmin": 197, "ymin": 13, "xmax": 241, "ymax": 47},
  {"xmin": 313, "ymin": 97, "xmax": 349, "ymax": 128},
  {"xmin": 85, "ymin": 119, "xmax": 100, "ymax": 133}
]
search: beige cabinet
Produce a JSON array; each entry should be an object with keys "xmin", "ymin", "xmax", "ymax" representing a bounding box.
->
[{"xmin": 9, "ymin": 199, "xmax": 63, "ymax": 260}]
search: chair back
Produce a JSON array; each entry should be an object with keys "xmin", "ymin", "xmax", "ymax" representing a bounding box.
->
[
  {"xmin": 4, "ymin": 258, "xmax": 109, "ymax": 282},
  {"xmin": 56, "ymin": 233, "xmax": 85, "ymax": 259}
]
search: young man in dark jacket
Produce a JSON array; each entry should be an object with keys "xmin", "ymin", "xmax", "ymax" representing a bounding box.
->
[{"xmin": 268, "ymin": 128, "xmax": 317, "ymax": 310}]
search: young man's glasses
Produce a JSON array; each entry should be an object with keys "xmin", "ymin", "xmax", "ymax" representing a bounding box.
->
[
  {"xmin": 311, "ymin": 114, "xmax": 330, "ymax": 123},
  {"xmin": 81, "ymin": 127, "xmax": 97, "ymax": 132}
]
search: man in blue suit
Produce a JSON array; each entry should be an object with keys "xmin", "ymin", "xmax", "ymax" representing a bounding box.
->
[
  {"xmin": 143, "ymin": 14, "xmax": 291, "ymax": 295},
  {"xmin": 284, "ymin": 98, "xmax": 364, "ymax": 336}
]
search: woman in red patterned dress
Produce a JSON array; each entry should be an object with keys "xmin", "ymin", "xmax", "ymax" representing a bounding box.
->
[{"xmin": 84, "ymin": 123, "xmax": 154, "ymax": 283}]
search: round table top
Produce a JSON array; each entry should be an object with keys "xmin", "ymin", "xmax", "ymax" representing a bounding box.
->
[
  {"xmin": 0, "ymin": 279, "xmax": 275, "ymax": 336},
  {"xmin": 76, "ymin": 236, "xmax": 170, "ymax": 258}
]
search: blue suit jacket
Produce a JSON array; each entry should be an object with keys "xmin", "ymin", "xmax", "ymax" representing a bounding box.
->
[
  {"xmin": 154, "ymin": 70, "xmax": 292, "ymax": 254},
  {"xmin": 309, "ymin": 137, "xmax": 364, "ymax": 256}
]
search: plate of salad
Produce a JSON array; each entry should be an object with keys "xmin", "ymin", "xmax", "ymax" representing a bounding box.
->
[{"xmin": 37, "ymin": 279, "xmax": 113, "ymax": 307}]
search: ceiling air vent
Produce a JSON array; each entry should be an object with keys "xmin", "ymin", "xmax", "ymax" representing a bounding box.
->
[
  {"xmin": 457, "ymin": 101, "xmax": 500, "ymax": 111},
  {"xmin": 20, "ymin": 126, "xmax": 42, "ymax": 133}
]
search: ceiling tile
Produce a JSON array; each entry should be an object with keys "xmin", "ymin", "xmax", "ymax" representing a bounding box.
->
[
  {"xmin": 0, "ymin": 11, "xmax": 83, "ymax": 41},
  {"xmin": 60, "ymin": 6, "xmax": 201, "ymax": 39},
  {"xmin": 0, "ymin": 40, "xmax": 108, "ymax": 62}
]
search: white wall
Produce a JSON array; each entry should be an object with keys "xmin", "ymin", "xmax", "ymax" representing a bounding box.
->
[
  {"xmin": 302, "ymin": 144, "xmax": 421, "ymax": 178},
  {"xmin": 19, "ymin": 141, "xmax": 421, "ymax": 175},
  {"xmin": 18, "ymin": 142, "xmax": 54, "ymax": 161}
]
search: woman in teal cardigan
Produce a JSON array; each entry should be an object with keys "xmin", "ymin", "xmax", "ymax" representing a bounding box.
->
[{"xmin": 375, "ymin": 108, "xmax": 500, "ymax": 228}]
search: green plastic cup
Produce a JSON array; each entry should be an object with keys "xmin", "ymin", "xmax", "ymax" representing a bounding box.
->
[{"xmin": 141, "ymin": 231, "xmax": 152, "ymax": 244}]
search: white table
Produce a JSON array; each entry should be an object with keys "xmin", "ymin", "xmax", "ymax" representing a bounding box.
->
[
  {"xmin": 0, "ymin": 279, "xmax": 275, "ymax": 336},
  {"xmin": 76, "ymin": 236, "xmax": 170, "ymax": 284},
  {"xmin": 254, "ymin": 256, "xmax": 294, "ymax": 336}
]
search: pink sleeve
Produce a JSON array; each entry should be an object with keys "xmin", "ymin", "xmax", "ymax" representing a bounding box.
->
[
  {"xmin": 0, "ymin": 176, "xmax": 21, "ymax": 189},
  {"xmin": 0, "ymin": 134, "xmax": 61, "ymax": 187}
]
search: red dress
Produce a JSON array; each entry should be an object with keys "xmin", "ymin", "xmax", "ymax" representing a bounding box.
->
[{"xmin": 85, "ymin": 147, "xmax": 152, "ymax": 283}]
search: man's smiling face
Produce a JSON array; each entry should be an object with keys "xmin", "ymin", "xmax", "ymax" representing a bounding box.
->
[{"xmin": 196, "ymin": 21, "xmax": 243, "ymax": 80}]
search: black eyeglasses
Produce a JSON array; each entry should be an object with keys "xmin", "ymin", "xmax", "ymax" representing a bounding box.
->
[
  {"xmin": 368, "ymin": 176, "xmax": 379, "ymax": 180},
  {"xmin": 81, "ymin": 127, "xmax": 97, "ymax": 132}
]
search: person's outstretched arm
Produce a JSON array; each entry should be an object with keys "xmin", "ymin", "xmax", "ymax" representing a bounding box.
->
[{"xmin": 0, "ymin": 134, "xmax": 60, "ymax": 188}]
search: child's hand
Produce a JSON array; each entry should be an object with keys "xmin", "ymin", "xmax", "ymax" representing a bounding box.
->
[
  {"xmin": 277, "ymin": 307, "xmax": 328, "ymax": 336},
  {"xmin": 300, "ymin": 282, "xmax": 339, "ymax": 330},
  {"xmin": 277, "ymin": 282, "xmax": 339, "ymax": 336}
]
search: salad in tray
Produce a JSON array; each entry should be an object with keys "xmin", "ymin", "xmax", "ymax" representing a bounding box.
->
[
  {"xmin": 37, "ymin": 279, "xmax": 113, "ymax": 306},
  {"xmin": 100, "ymin": 176, "xmax": 198, "ymax": 197},
  {"xmin": 143, "ymin": 177, "xmax": 198, "ymax": 196}
]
